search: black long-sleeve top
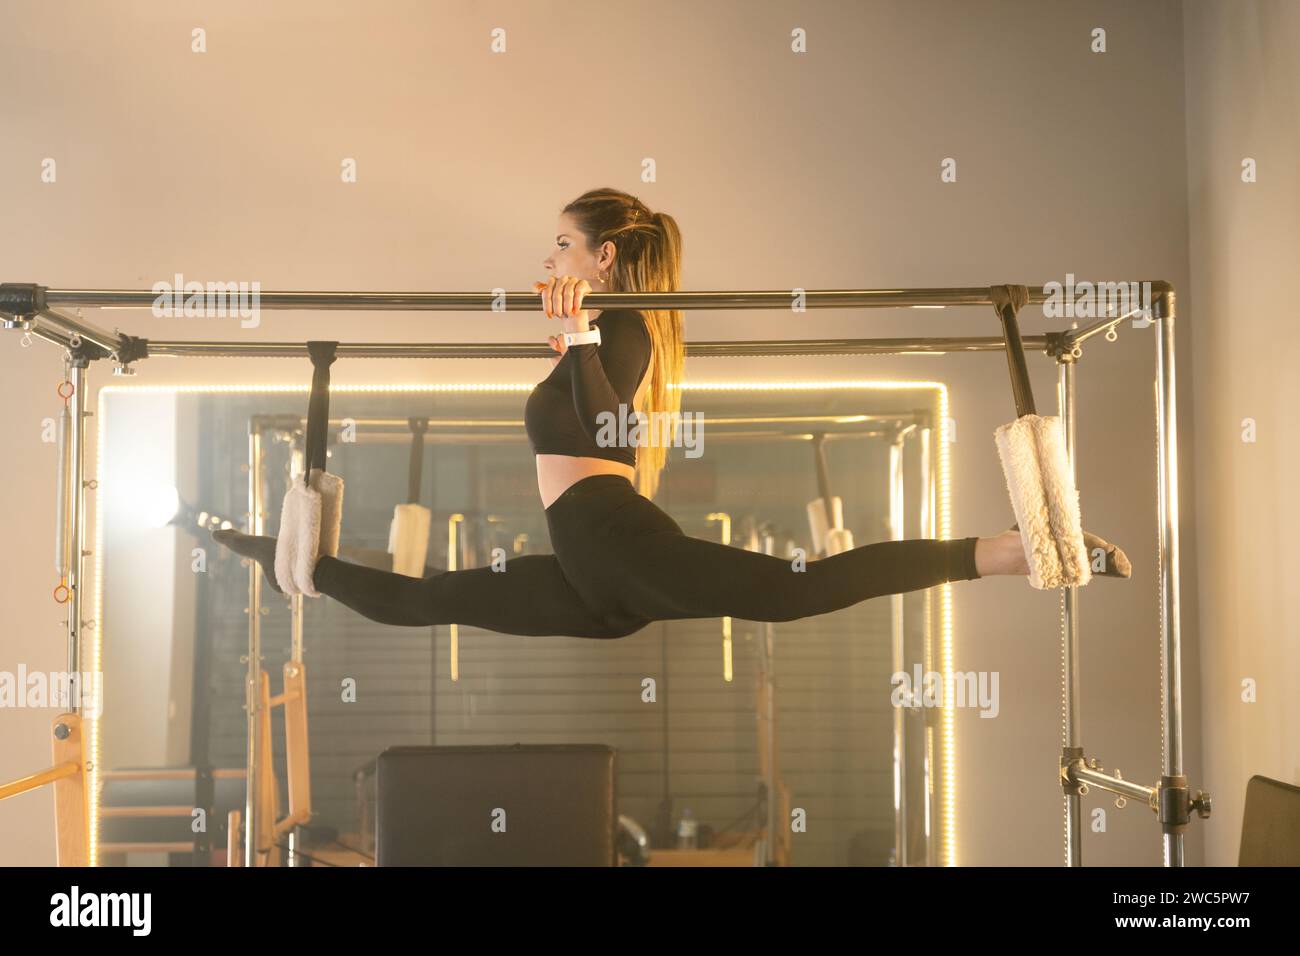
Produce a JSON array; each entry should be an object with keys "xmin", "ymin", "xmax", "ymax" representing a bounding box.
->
[{"xmin": 524, "ymin": 309, "xmax": 653, "ymax": 467}]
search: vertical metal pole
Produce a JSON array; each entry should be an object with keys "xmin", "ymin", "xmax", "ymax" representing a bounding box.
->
[
  {"xmin": 889, "ymin": 435, "xmax": 906, "ymax": 865},
  {"xmin": 1058, "ymin": 360, "xmax": 1083, "ymax": 867},
  {"xmin": 919, "ymin": 426, "xmax": 936, "ymax": 867},
  {"xmin": 1156, "ymin": 302, "xmax": 1185, "ymax": 867},
  {"xmin": 66, "ymin": 359, "xmax": 88, "ymax": 698},
  {"xmin": 758, "ymin": 529, "xmax": 777, "ymax": 866},
  {"xmin": 244, "ymin": 426, "xmax": 264, "ymax": 867}
]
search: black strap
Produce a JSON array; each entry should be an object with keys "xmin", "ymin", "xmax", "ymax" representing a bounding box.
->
[
  {"xmin": 303, "ymin": 342, "xmax": 339, "ymax": 483},
  {"xmin": 811, "ymin": 432, "xmax": 833, "ymax": 507},
  {"xmin": 406, "ymin": 417, "xmax": 429, "ymax": 504},
  {"xmin": 990, "ymin": 285, "xmax": 1035, "ymax": 417}
]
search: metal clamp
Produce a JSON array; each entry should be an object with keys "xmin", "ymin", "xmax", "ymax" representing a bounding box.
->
[{"xmin": 1059, "ymin": 747, "xmax": 1085, "ymax": 795}]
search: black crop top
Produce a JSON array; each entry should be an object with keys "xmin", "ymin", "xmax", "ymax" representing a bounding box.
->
[{"xmin": 524, "ymin": 308, "xmax": 652, "ymax": 467}]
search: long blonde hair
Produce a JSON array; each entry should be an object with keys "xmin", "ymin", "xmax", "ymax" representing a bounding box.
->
[{"xmin": 563, "ymin": 187, "xmax": 684, "ymax": 500}]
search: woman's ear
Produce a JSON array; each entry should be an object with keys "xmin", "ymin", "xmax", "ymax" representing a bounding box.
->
[{"xmin": 600, "ymin": 240, "xmax": 617, "ymax": 274}]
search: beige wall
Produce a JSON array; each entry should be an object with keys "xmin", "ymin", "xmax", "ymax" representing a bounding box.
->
[
  {"xmin": 0, "ymin": 0, "xmax": 1230, "ymax": 865},
  {"xmin": 1183, "ymin": 0, "xmax": 1300, "ymax": 866}
]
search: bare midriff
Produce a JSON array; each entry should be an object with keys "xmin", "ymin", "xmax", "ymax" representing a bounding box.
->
[
  {"xmin": 534, "ymin": 357, "xmax": 652, "ymax": 510},
  {"xmin": 535, "ymin": 454, "xmax": 635, "ymax": 510}
]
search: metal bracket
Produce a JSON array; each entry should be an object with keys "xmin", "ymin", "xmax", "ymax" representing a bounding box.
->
[
  {"xmin": 114, "ymin": 332, "xmax": 150, "ymax": 365},
  {"xmin": 110, "ymin": 332, "xmax": 150, "ymax": 374},
  {"xmin": 1059, "ymin": 746, "xmax": 1084, "ymax": 795},
  {"xmin": 1156, "ymin": 774, "xmax": 1212, "ymax": 833},
  {"xmin": 1046, "ymin": 331, "xmax": 1084, "ymax": 363},
  {"xmin": 0, "ymin": 282, "xmax": 48, "ymax": 318},
  {"xmin": 69, "ymin": 336, "xmax": 111, "ymax": 365}
]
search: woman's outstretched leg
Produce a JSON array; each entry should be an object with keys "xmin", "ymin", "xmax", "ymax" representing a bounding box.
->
[
  {"xmin": 609, "ymin": 530, "xmax": 983, "ymax": 624},
  {"xmin": 211, "ymin": 530, "xmax": 626, "ymax": 638},
  {"xmin": 311, "ymin": 553, "xmax": 631, "ymax": 637}
]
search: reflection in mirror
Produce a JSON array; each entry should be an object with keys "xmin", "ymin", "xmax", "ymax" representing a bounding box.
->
[{"xmin": 95, "ymin": 381, "xmax": 952, "ymax": 867}]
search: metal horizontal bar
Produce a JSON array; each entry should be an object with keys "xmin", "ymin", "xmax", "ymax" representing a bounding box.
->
[
  {"xmin": 257, "ymin": 413, "xmax": 916, "ymax": 429},
  {"xmin": 45, "ymin": 287, "xmax": 1043, "ymax": 311},
  {"xmin": 313, "ymin": 429, "xmax": 906, "ymax": 446},
  {"xmin": 17, "ymin": 308, "xmax": 127, "ymax": 359},
  {"xmin": 26, "ymin": 319, "xmax": 77, "ymax": 352},
  {"xmin": 1072, "ymin": 765, "xmax": 1156, "ymax": 805},
  {"xmin": 685, "ymin": 336, "xmax": 1047, "ymax": 357},
  {"xmin": 35, "ymin": 309, "xmax": 122, "ymax": 355},
  {"xmin": 1065, "ymin": 306, "xmax": 1149, "ymax": 348},
  {"xmin": 41, "ymin": 283, "xmax": 1172, "ymax": 313},
  {"xmin": 146, "ymin": 335, "xmax": 1050, "ymax": 359}
]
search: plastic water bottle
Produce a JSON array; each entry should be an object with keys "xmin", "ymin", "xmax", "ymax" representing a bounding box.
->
[{"xmin": 676, "ymin": 808, "xmax": 698, "ymax": 850}]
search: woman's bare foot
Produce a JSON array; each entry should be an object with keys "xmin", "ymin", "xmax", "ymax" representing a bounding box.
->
[
  {"xmin": 975, "ymin": 530, "xmax": 1029, "ymax": 577},
  {"xmin": 977, "ymin": 526, "xmax": 1133, "ymax": 579},
  {"xmin": 1002, "ymin": 523, "xmax": 1133, "ymax": 578}
]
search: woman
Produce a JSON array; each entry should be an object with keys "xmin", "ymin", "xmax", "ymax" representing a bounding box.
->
[{"xmin": 214, "ymin": 187, "xmax": 1129, "ymax": 639}]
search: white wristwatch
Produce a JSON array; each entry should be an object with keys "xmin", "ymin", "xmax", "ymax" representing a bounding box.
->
[{"xmin": 562, "ymin": 327, "xmax": 601, "ymax": 348}]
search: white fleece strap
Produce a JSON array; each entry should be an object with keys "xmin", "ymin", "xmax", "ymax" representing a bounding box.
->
[
  {"xmin": 388, "ymin": 502, "xmax": 432, "ymax": 577},
  {"xmin": 273, "ymin": 468, "xmax": 345, "ymax": 597},
  {"xmin": 995, "ymin": 414, "xmax": 1091, "ymax": 590}
]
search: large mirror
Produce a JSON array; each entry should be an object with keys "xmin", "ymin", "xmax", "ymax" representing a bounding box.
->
[{"xmin": 93, "ymin": 380, "xmax": 952, "ymax": 867}]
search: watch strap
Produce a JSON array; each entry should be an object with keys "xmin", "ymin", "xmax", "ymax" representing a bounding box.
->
[{"xmin": 562, "ymin": 327, "xmax": 601, "ymax": 348}]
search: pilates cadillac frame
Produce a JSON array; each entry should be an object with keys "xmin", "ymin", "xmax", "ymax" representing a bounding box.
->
[
  {"xmin": 0, "ymin": 281, "xmax": 1203, "ymax": 867},
  {"xmin": 249, "ymin": 406, "xmax": 934, "ymax": 868}
]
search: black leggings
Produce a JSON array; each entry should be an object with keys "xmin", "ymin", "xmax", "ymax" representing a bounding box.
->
[{"xmin": 311, "ymin": 474, "xmax": 981, "ymax": 639}]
